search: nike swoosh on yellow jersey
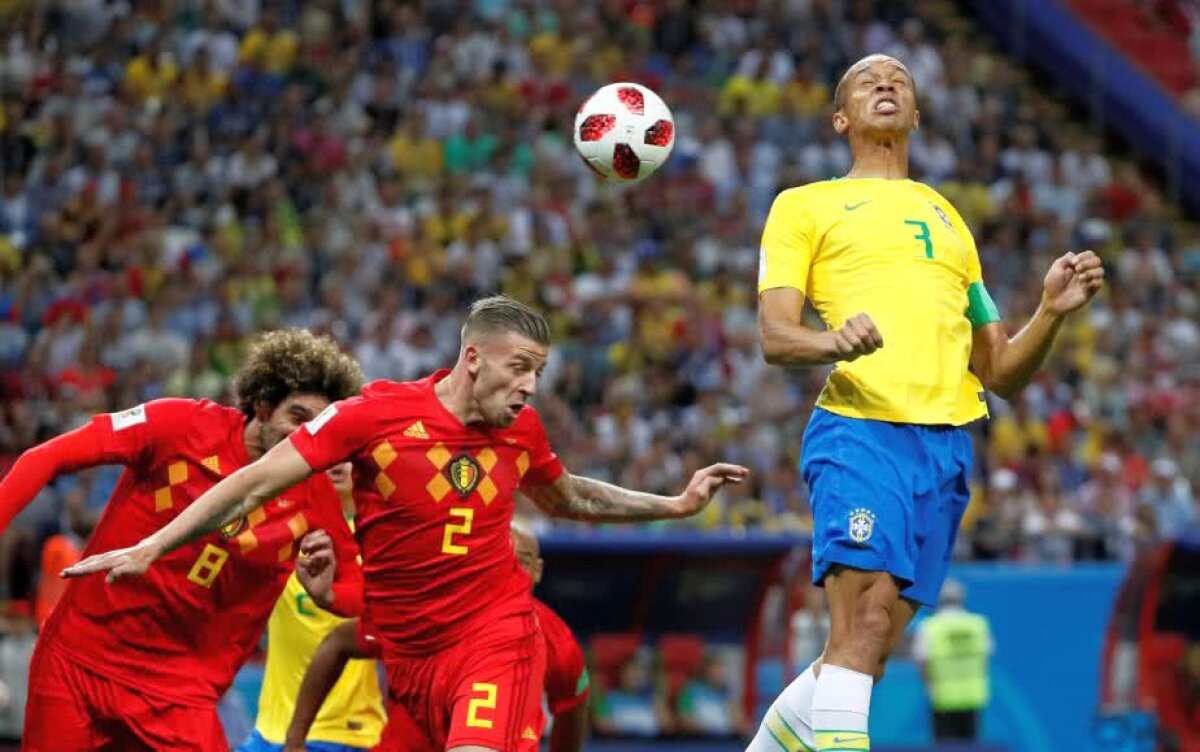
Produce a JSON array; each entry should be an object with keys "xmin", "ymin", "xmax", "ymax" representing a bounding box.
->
[{"xmin": 844, "ymin": 201, "xmax": 871, "ymax": 211}]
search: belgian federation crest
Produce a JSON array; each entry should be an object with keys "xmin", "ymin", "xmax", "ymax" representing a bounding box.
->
[
  {"xmin": 220, "ymin": 516, "xmax": 247, "ymax": 539},
  {"xmin": 448, "ymin": 455, "xmax": 482, "ymax": 497},
  {"xmin": 848, "ymin": 508, "xmax": 876, "ymax": 544}
]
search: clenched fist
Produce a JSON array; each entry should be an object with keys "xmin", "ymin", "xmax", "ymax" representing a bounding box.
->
[
  {"xmin": 828, "ymin": 313, "xmax": 883, "ymax": 362},
  {"xmin": 1042, "ymin": 251, "xmax": 1105, "ymax": 316}
]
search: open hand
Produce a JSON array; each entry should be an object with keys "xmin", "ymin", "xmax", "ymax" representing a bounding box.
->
[
  {"xmin": 673, "ymin": 463, "xmax": 751, "ymax": 517},
  {"xmin": 1043, "ymin": 251, "xmax": 1105, "ymax": 315},
  {"xmin": 61, "ymin": 540, "xmax": 160, "ymax": 583}
]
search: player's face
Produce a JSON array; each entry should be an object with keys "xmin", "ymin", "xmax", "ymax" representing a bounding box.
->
[
  {"xmin": 834, "ymin": 56, "xmax": 919, "ymax": 138},
  {"xmin": 259, "ymin": 393, "xmax": 330, "ymax": 450},
  {"xmin": 510, "ymin": 529, "xmax": 544, "ymax": 584},
  {"xmin": 468, "ymin": 331, "xmax": 549, "ymax": 428}
]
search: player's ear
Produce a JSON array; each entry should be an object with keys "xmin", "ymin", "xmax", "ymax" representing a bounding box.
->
[
  {"xmin": 832, "ymin": 110, "xmax": 849, "ymax": 135},
  {"xmin": 533, "ymin": 557, "xmax": 544, "ymax": 585},
  {"xmin": 913, "ymin": 108, "xmax": 921, "ymax": 130},
  {"xmin": 464, "ymin": 344, "xmax": 482, "ymax": 377}
]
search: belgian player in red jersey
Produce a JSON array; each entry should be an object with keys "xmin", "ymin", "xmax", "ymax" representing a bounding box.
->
[
  {"xmin": 2, "ymin": 330, "xmax": 364, "ymax": 751},
  {"xmin": 510, "ymin": 522, "xmax": 591, "ymax": 751},
  {"xmin": 282, "ymin": 522, "xmax": 590, "ymax": 752},
  {"xmin": 67, "ymin": 296, "xmax": 749, "ymax": 752}
]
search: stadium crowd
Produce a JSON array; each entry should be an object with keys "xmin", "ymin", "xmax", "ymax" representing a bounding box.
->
[{"xmin": 0, "ymin": 0, "xmax": 1197, "ymax": 630}]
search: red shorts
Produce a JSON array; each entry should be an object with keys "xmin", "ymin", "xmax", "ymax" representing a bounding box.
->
[
  {"xmin": 375, "ymin": 609, "xmax": 546, "ymax": 752},
  {"xmin": 24, "ymin": 639, "xmax": 228, "ymax": 752}
]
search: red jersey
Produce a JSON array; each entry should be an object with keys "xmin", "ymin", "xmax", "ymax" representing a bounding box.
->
[
  {"xmin": 289, "ymin": 372, "xmax": 564, "ymax": 656},
  {"xmin": 535, "ymin": 599, "xmax": 590, "ymax": 715},
  {"xmin": 33, "ymin": 399, "xmax": 361, "ymax": 707}
]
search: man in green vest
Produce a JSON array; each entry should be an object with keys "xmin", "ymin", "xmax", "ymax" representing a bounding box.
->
[{"xmin": 912, "ymin": 579, "xmax": 994, "ymax": 741}]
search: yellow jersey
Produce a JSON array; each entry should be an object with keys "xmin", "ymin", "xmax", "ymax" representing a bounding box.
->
[
  {"xmin": 758, "ymin": 178, "xmax": 999, "ymax": 425},
  {"xmin": 253, "ymin": 572, "xmax": 385, "ymax": 747}
]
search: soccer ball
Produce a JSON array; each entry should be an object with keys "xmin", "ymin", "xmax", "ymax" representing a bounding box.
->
[{"xmin": 573, "ymin": 82, "xmax": 675, "ymax": 184}]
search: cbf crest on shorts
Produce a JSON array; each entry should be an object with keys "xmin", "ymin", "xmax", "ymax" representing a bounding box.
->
[{"xmin": 848, "ymin": 508, "xmax": 876, "ymax": 544}]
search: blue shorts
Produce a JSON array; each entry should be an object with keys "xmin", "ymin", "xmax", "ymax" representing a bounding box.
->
[
  {"xmin": 236, "ymin": 729, "xmax": 369, "ymax": 752},
  {"xmin": 800, "ymin": 407, "xmax": 973, "ymax": 607}
]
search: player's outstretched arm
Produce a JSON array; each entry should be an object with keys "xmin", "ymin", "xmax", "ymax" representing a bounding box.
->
[
  {"xmin": 284, "ymin": 618, "xmax": 369, "ymax": 752},
  {"xmin": 971, "ymin": 250, "xmax": 1105, "ymax": 399},
  {"xmin": 522, "ymin": 464, "xmax": 749, "ymax": 523},
  {"xmin": 62, "ymin": 439, "xmax": 316, "ymax": 582},
  {"xmin": 759, "ymin": 288, "xmax": 883, "ymax": 366},
  {"xmin": 0, "ymin": 422, "xmax": 111, "ymax": 533}
]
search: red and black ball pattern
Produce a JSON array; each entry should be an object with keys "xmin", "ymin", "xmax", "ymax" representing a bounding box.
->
[
  {"xmin": 613, "ymin": 144, "xmax": 640, "ymax": 179},
  {"xmin": 575, "ymin": 83, "xmax": 673, "ymax": 182},
  {"xmin": 644, "ymin": 119, "xmax": 673, "ymax": 147},
  {"xmin": 579, "ymin": 114, "xmax": 616, "ymax": 142},
  {"xmin": 617, "ymin": 87, "xmax": 645, "ymax": 115}
]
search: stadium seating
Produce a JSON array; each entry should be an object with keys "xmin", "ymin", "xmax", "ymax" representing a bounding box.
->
[
  {"xmin": 657, "ymin": 633, "xmax": 706, "ymax": 701},
  {"xmin": 1066, "ymin": 0, "xmax": 1196, "ymax": 94},
  {"xmin": 590, "ymin": 631, "xmax": 645, "ymax": 691}
]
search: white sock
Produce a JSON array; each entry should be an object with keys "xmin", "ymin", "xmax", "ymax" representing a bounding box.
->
[
  {"xmin": 746, "ymin": 664, "xmax": 817, "ymax": 751},
  {"xmin": 812, "ymin": 664, "xmax": 872, "ymax": 750}
]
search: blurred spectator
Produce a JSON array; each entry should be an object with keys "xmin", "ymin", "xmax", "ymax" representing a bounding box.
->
[
  {"xmin": 1022, "ymin": 488, "xmax": 1085, "ymax": 564},
  {"xmin": 1142, "ymin": 459, "xmax": 1197, "ymax": 540},
  {"xmin": 592, "ymin": 655, "xmax": 672, "ymax": 738},
  {"xmin": 33, "ymin": 516, "xmax": 86, "ymax": 629},
  {"xmin": 970, "ymin": 469, "xmax": 1025, "ymax": 560},
  {"xmin": 676, "ymin": 653, "xmax": 746, "ymax": 737}
]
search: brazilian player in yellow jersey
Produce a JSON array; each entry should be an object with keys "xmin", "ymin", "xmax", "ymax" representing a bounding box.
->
[
  {"xmin": 748, "ymin": 55, "xmax": 1104, "ymax": 752},
  {"xmin": 237, "ymin": 464, "xmax": 385, "ymax": 752}
]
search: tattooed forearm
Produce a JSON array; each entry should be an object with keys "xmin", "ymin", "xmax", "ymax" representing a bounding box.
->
[{"xmin": 544, "ymin": 475, "xmax": 683, "ymax": 522}]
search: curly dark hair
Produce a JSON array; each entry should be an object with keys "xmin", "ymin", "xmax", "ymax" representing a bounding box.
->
[{"xmin": 231, "ymin": 329, "xmax": 363, "ymax": 417}]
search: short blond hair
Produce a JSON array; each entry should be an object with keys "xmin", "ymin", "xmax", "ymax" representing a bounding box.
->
[{"xmin": 463, "ymin": 295, "xmax": 550, "ymax": 346}]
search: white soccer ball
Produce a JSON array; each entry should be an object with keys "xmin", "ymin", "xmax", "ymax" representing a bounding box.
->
[{"xmin": 573, "ymin": 82, "xmax": 675, "ymax": 184}]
